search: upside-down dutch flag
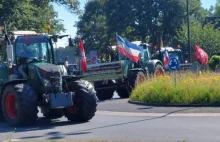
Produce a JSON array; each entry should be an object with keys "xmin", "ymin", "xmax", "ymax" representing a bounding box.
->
[{"xmin": 116, "ymin": 34, "xmax": 141, "ymax": 63}]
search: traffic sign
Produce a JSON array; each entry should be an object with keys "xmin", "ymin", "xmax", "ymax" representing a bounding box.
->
[
  {"xmin": 168, "ymin": 57, "xmax": 179, "ymax": 71},
  {"xmin": 90, "ymin": 55, "xmax": 97, "ymax": 63}
]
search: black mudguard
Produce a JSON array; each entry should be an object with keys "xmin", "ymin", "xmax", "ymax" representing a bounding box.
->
[{"xmin": 0, "ymin": 79, "xmax": 27, "ymax": 95}]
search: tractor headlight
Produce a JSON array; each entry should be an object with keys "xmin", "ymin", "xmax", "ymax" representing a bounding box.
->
[{"xmin": 43, "ymin": 79, "xmax": 51, "ymax": 87}]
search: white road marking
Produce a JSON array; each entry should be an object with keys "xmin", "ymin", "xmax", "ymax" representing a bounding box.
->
[
  {"xmin": 2, "ymin": 139, "xmax": 21, "ymax": 142},
  {"xmin": 97, "ymin": 110, "xmax": 220, "ymax": 117}
]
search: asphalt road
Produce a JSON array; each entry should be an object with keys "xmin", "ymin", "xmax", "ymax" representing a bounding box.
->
[{"xmin": 1, "ymin": 94, "xmax": 220, "ymax": 142}]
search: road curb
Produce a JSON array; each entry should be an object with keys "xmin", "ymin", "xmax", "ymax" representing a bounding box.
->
[{"xmin": 128, "ymin": 100, "xmax": 220, "ymax": 107}]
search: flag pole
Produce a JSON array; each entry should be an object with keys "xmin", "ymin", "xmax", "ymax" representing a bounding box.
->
[
  {"xmin": 159, "ymin": 35, "xmax": 162, "ymax": 62},
  {"xmin": 116, "ymin": 32, "xmax": 120, "ymax": 61}
]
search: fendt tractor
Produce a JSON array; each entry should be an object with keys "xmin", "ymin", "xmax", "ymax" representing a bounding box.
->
[
  {"xmin": 151, "ymin": 47, "xmax": 192, "ymax": 71},
  {"xmin": 0, "ymin": 25, "xmax": 97, "ymax": 127},
  {"xmin": 74, "ymin": 41, "xmax": 164, "ymax": 101}
]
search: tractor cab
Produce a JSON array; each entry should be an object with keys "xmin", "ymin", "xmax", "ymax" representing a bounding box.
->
[
  {"xmin": 151, "ymin": 47, "xmax": 184, "ymax": 63},
  {"xmin": 0, "ymin": 29, "xmax": 97, "ymax": 127},
  {"xmin": 4, "ymin": 31, "xmax": 55, "ymax": 80}
]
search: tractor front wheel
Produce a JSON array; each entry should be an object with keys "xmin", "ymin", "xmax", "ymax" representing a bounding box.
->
[
  {"xmin": 128, "ymin": 71, "xmax": 146, "ymax": 89},
  {"xmin": 64, "ymin": 80, "xmax": 97, "ymax": 122},
  {"xmin": 2, "ymin": 84, "xmax": 38, "ymax": 127},
  {"xmin": 154, "ymin": 64, "xmax": 165, "ymax": 77}
]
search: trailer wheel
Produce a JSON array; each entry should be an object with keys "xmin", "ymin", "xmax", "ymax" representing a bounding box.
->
[
  {"xmin": 64, "ymin": 80, "xmax": 97, "ymax": 122},
  {"xmin": 2, "ymin": 84, "xmax": 38, "ymax": 127},
  {"xmin": 94, "ymin": 81, "xmax": 114, "ymax": 101},
  {"xmin": 116, "ymin": 88, "xmax": 130, "ymax": 98}
]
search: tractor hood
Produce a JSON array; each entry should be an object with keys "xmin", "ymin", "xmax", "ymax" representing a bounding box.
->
[
  {"xmin": 28, "ymin": 62, "xmax": 62, "ymax": 92},
  {"xmin": 31, "ymin": 62, "xmax": 61, "ymax": 80}
]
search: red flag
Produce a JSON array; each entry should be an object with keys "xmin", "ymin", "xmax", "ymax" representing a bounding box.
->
[
  {"xmin": 195, "ymin": 44, "xmax": 208, "ymax": 65},
  {"xmin": 163, "ymin": 49, "xmax": 169, "ymax": 67},
  {"xmin": 79, "ymin": 39, "xmax": 87, "ymax": 72}
]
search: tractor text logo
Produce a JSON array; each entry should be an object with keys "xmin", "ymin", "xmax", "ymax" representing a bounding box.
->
[{"xmin": 50, "ymin": 68, "xmax": 55, "ymax": 73}]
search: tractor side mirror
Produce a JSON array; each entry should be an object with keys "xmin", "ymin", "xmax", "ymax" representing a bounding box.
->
[{"xmin": 68, "ymin": 38, "xmax": 74, "ymax": 47}]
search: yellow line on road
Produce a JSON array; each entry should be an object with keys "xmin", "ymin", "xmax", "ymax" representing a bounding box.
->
[{"xmin": 97, "ymin": 110, "xmax": 220, "ymax": 117}]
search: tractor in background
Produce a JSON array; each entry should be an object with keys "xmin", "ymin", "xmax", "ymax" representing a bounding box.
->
[
  {"xmin": 151, "ymin": 47, "xmax": 192, "ymax": 71},
  {"xmin": 77, "ymin": 41, "xmax": 164, "ymax": 101},
  {"xmin": 0, "ymin": 24, "xmax": 97, "ymax": 127}
]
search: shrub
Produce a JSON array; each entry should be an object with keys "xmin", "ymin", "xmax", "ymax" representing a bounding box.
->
[
  {"xmin": 208, "ymin": 55, "xmax": 220, "ymax": 71},
  {"xmin": 130, "ymin": 71, "xmax": 220, "ymax": 105}
]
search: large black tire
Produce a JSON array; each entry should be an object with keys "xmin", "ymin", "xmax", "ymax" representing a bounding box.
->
[
  {"xmin": 135, "ymin": 72, "xmax": 147, "ymax": 86},
  {"xmin": 64, "ymin": 80, "xmax": 97, "ymax": 122},
  {"xmin": 0, "ymin": 102, "xmax": 4, "ymax": 121},
  {"xmin": 128, "ymin": 71, "xmax": 146, "ymax": 89},
  {"xmin": 116, "ymin": 88, "xmax": 130, "ymax": 98},
  {"xmin": 154, "ymin": 64, "xmax": 165, "ymax": 77},
  {"xmin": 2, "ymin": 84, "xmax": 38, "ymax": 127},
  {"xmin": 94, "ymin": 81, "xmax": 114, "ymax": 101}
]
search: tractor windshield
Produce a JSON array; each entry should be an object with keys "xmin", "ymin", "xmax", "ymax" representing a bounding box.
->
[
  {"xmin": 168, "ymin": 52, "xmax": 183, "ymax": 63},
  {"xmin": 15, "ymin": 36, "xmax": 53, "ymax": 64}
]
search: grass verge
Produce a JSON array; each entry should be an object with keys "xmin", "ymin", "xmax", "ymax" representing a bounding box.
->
[{"xmin": 130, "ymin": 71, "xmax": 220, "ymax": 105}]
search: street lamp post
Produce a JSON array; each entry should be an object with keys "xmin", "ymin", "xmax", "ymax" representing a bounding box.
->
[{"xmin": 187, "ymin": 0, "xmax": 191, "ymax": 62}]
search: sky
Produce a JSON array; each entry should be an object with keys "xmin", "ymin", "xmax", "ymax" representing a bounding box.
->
[{"xmin": 53, "ymin": 0, "xmax": 217, "ymax": 47}]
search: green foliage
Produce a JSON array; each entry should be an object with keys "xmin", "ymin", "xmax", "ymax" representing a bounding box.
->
[
  {"xmin": 130, "ymin": 72, "xmax": 220, "ymax": 105},
  {"xmin": 208, "ymin": 55, "xmax": 220, "ymax": 71},
  {"xmin": 175, "ymin": 22, "xmax": 220, "ymax": 57},
  {"xmin": 76, "ymin": 0, "xmax": 209, "ymax": 54},
  {"xmin": 76, "ymin": 0, "xmax": 111, "ymax": 60},
  {"xmin": 0, "ymin": 0, "xmax": 81, "ymax": 34},
  {"xmin": 52, "ymin": 0, "xmax": 81, "ymax": 14}
]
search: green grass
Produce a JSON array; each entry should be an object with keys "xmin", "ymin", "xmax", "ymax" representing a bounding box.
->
[{"xmin": 130, "ymin": 71, "xmax": 220, "ymax": 105}]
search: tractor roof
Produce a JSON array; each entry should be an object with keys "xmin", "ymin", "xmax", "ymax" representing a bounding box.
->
[
  {"xmin": 160, "ymin": 47, "xmax": 181, "ymax": 52},
  {"xmin": 12, "ymin": 31, "xmax": 39, "ymax": 35},
  {"xmin": 132, "ymin": 41, "xmax": 149, "ymax": 46}
]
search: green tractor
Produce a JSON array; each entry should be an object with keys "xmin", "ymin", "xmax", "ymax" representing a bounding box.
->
[
  {"xmin": 77, "ymin": 41, "xmax": 164, "ymax": 101},
  {"xmin": 0, "ymin": 28, "xmax": 97, "ymax": 127}
]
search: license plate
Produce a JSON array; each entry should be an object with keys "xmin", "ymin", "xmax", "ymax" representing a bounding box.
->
[{"xmin": 49, "ymin": 92, "xmax": 73, "ymax": 108}]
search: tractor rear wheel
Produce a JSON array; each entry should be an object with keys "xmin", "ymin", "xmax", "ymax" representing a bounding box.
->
[
  {"xmin": 2, "ymin": 84, "xmax": 38, "ymax": 127},
  {"xmin": 64, "ymin": 80, "xmax": 97, "ymax": 122},
  {"xmin": 94, "ymin": 81, "xmax": 114, "ymax": 101},
  {"xmin": 0, "ymin": 101, "xmax": 4, "ymax": 121}
]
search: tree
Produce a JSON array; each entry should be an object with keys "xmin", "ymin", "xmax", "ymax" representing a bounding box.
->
[
  {"xmin": 76, "ymin": 0, "xmax": 209, "ymax": 58},
  {"xmin": 52, "ymin": 0, "xmax": 81, "ymax": 14},
  {"xmin": 175, "ymin": 22, "xmax": 220, "ymax": 57},
  {"xmin": 0, "ymin": 0, "xmax": 82, "ymax": 34},
  {"xmin": 76, "ymin": 0, "xmax": 111, "ymax": 60},
  {"xmin": 104, "ymin": 0, "xmax": 206, "ymax": 44}
]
